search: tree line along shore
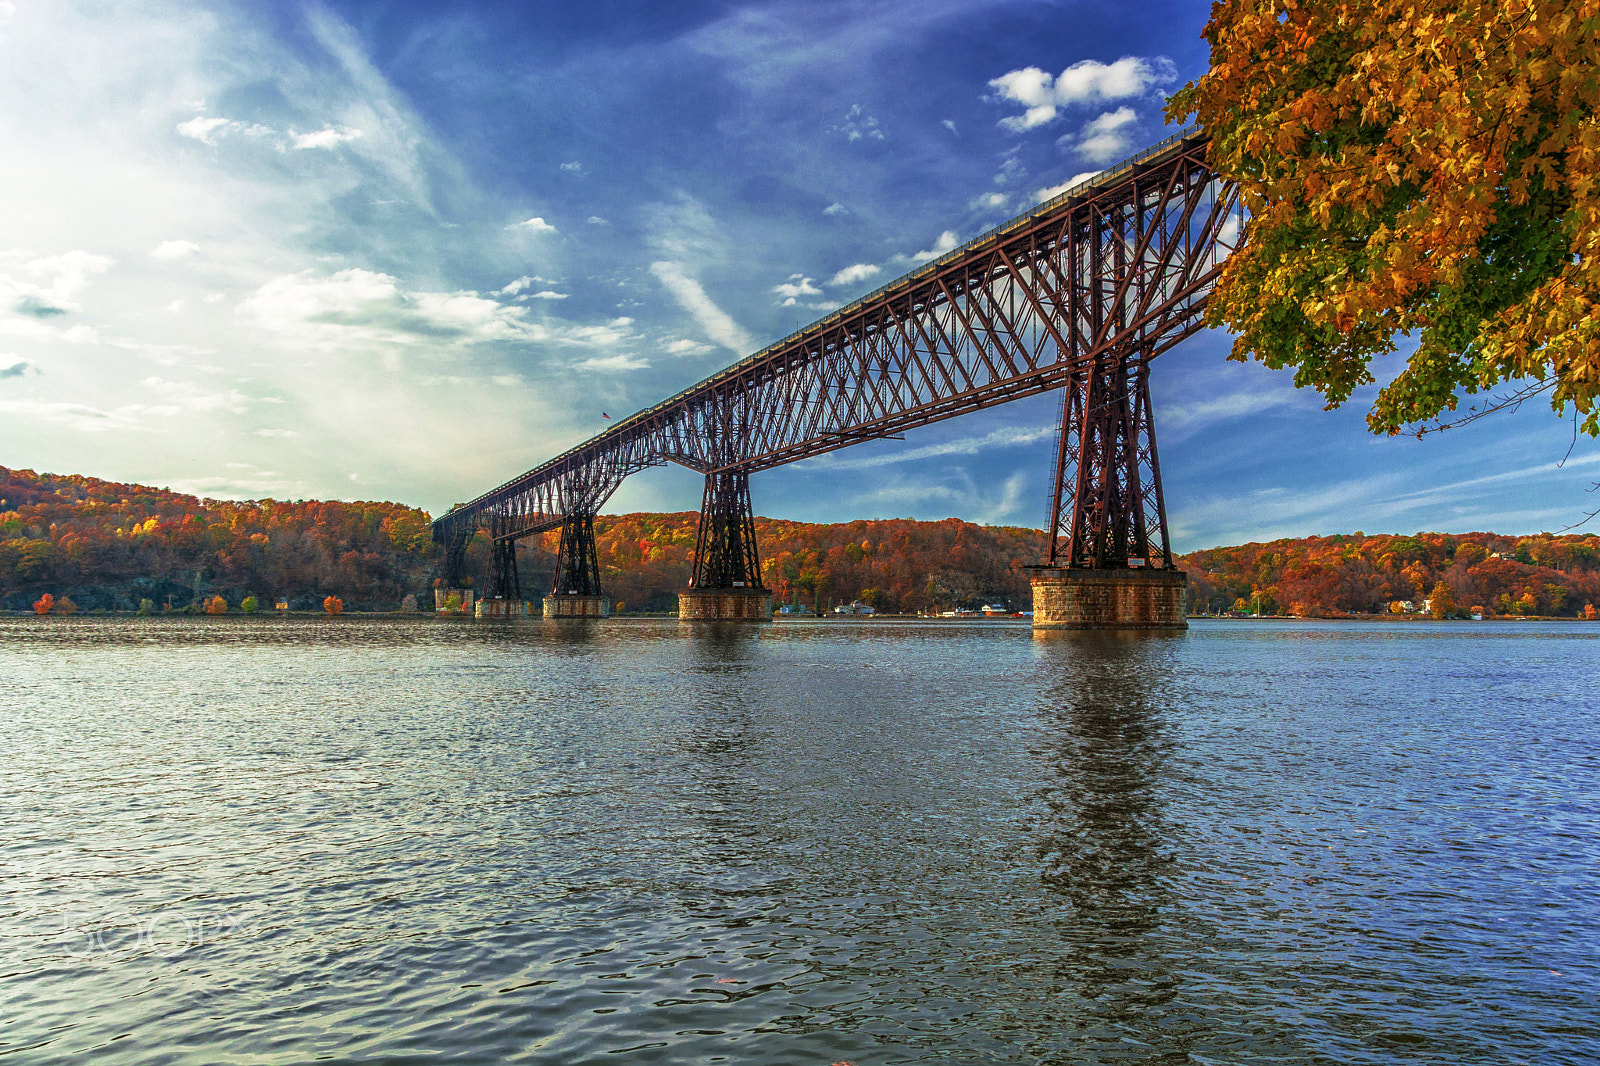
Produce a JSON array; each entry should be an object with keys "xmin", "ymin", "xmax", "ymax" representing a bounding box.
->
[{"xmin": 4, "ymin": 465, "xmax": 1597, "ymax": 619}]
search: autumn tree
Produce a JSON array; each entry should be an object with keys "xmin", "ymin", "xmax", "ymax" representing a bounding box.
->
[
  {"xmin": 1429, "ymin": 580, "xmax": 1456, "ymax": 619},
  {"xmin": 33, "ymin": 592, "xmax": 54, "ymax": 615},
  {"xmin": 205, "ymin": 595, "xmax": 228, "ymax": 615},
  {"xmin": 323, "ymin": 595, "xmax": 344, "ymax": 615},
  {"xmin": 1170, "ymin": 1, "xmax": 1600, "ymax": 435}
]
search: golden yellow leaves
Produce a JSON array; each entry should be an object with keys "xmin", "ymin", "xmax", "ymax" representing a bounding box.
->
[{"xmin": 1170, "ymin": 0, "xmax": 1600, "ymax": 435}]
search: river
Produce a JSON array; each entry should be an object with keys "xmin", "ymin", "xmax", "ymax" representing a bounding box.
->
[{"xmin": 3, "ymin": 616, "xmax": 1596, "ymax": 1064}]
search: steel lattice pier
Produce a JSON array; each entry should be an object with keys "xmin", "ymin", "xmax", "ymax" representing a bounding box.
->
[{"xmin": 433, "ymin": 128, "xmax": 1239, "ymax": 616}]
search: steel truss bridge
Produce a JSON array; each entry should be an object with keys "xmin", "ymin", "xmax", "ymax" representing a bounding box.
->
[{"xmin": 432, "ymin": 128, "xmax": 1240, "ymax": 602}]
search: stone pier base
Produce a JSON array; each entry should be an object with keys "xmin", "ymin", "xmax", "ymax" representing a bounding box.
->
[
  {"xmin": 543, "ymin": 594, "xmax": 609, "ymax": 618},
  {"xmin": 678, "ymin": 588, "xmax": 774, "ymax": 621},
  {"xmin": 475, "ymin": 598, "xmax": 530, "ymax": 619},
  {"xmin": 1030, "ymin": 568, "xmax": 1188, "ymax": 630},
  {"xmin": 434, "ymin": 588, "xmax": 475, "ymax": 615}
]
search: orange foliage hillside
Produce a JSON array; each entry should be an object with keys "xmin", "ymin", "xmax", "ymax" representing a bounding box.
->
[
  {"xmin": 1183, "ymin": 531, "xmax": 1600, "ymax": 617},
  {"xmin": 586, "ymin": 512, "xmax": 1044, "ymax": 613},
  {"xmin": 7, "ymin": 464, "xmax": 1599, "ymax": 617},
  {"xmin": 1, "ymin": 465, "xmax": 435, "ymax": 611}
]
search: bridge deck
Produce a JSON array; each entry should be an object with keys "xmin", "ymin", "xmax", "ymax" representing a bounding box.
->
[{"xmin": 434, "ymin": 126, "xmax": 1230, "ymax": 543}]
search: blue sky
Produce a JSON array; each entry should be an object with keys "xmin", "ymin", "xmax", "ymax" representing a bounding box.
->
[{"xmin": 0, "ymin": 0, "xmax": 1592, "ymax": 550}]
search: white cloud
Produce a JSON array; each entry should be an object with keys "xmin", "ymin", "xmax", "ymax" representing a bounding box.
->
[
  {"xmin": 990, "ymin": 56, "xmax": 1175, "ymax": 131},
  {"xmin": 587, "ymin": 216, "xmax": 609, "ymax": 225},
  {"xmin": 499, "ymin": 275, "xmax": 559, "ymax": 295},
  {"xmin": 499, "ymin": 275, "xmax": 567, "ymax": 299},
  {"xmin": 993, "ymin": 155, "xmax": 1026, "ymax": 187},
  {"xmin": 574, "ymin": 353, "xmax": 650, "ymax": 372},
  {"xmin": 291, "ymin": 126, "xmax": 362, "ymax": 150},
  {"xmin": 0, "ymin": 399, "xmax": 145, "ymax": 432},
  {"xmin": 823, "ymin": 202, "xmax": 847, "ymax": 217},
  {"xmin": 664, "ymin": 337, "xmax": 713, "ymax": 357},
  {"xmin": 138, "ymin": 376, "xmax": 250, "ymax": 414},
  {"xmin": 240, "ymin": 267, "xmax": 396, "ymax": 331},
  {"xmin": 649, "ymin": 261, "xmax": 755, "ymax": 355},
  {"xmin": 235, "ymin": 268, "xmax": 596, "ymax": 351},
  {"xmin": 831, "ymin": 103, "xmax": 884, "ymax": 142},
  {"xmin": 253, "ymin": 428, "xmax": 300, "ymax": 438},
  {"xmin": 1063, "ymin": 107, "xmax": 1139, "ymax": 163},
  {"xmin": 0, "ymin": 249, "xmax": 114, "ymax": 319},
  {"xmin": 829, "ymin": 263, "xmax": 881, "ymax": 287},
  {"xmin": 907, "ymin": 230, "xmax": 960, "ymax": 263},
  {"xmin": 970, "ymin": 191, "xmax": 1009, "ymax": 211},
  {"xmin": 560, "ymin": 161, "xmax": 583, "ymax": 173},
  {"xmin": 942, "ymin": 119, "xmax": 957, "ymax": 134},
  {"xmin": 1035, "ymin": 171, "xmax": 1103, "ymax": 202},
  {"xmin": 772, "ymin": 274, "xmax": 823, "ymax": 304},
  {"xmin": 175, "ymin": 115, "xmax": 274, "ymax": 146},
  {"xmin": 508, "ymin": 216, "xmax": 557, "ymax": 234},
  {"xmin": 150, "ymin": 239, "xmax": 200, "ymax": 260},
  {"xmin": 175, "ymin": 115, "xmax": 232, "ymax": 144},
  {"xmin": 166, "ymin": 299, "xmax": 185, "ymax": 313}
]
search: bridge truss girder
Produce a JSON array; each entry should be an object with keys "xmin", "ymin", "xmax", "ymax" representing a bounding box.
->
[{"xmin": 433, "ymin": 129, "xmax": 1238, "ymax": 585}]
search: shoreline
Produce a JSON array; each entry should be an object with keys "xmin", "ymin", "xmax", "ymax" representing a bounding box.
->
[{"xmin": 2, "ymin": 610, "xmax": 1589, "ymax": 623}]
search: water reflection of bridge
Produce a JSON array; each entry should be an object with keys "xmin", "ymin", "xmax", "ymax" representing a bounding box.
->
[{"xmin": 433, "ymin": 129, "xmax": 1239, "ymax": 628}]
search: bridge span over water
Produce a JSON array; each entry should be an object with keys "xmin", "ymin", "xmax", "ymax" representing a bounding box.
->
[{"xmin": 432, "ymin": 128, "xmax": 1240, "ymax": 628}]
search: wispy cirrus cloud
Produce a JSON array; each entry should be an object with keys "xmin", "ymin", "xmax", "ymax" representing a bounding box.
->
[
  {"xmin": 574, "ymin": 352, "xmax": 650, "ymax": 372},
  {"xmin": 0, "ymin": 398, "xmax": 146, "ymax": 432},
  {"xmin": 650, "ymin": 261, "xmax": 754, "ymax": 354},
  {"xmin": 802, "ymin": 424, "xmax": 1055, "ymax": 471}
]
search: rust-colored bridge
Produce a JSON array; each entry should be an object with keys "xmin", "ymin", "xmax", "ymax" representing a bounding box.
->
[{"xmin": 432, "ymin": 128, "xmax": 1240, "ymax": 625}]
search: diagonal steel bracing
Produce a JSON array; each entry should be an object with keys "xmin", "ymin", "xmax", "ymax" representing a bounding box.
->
[{"xmin": 433, "ymin": 128, "xmax": 1240, "ymax": 585}]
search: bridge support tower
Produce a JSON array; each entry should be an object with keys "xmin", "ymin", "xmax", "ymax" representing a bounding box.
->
[
  {"xmin": 679, "ymin": 470, "xmax": 772, "ymax": 621},
  {"xmin": 477, "ymin": 536, "xmax": 531, "ymax": 618},
  {"xmin": 545, "ymin": 512, "xmax": 610, "ymax": 618},
  {"xmin": 433, "ymin": 527, "xmax": 476, "ymax": 614},
  {"xmin": 1031, "ymin": 353, "xmax": 1187, "ymax": 630}
]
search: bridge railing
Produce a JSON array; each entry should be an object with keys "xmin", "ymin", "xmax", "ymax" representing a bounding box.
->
[
  {"xmin": 436, "ymin": 125, "xmax": 1214, "ymax": 529},
  {"xmin": 553, "ymin": 126, "xmax": 1206, "ymax": 449}
]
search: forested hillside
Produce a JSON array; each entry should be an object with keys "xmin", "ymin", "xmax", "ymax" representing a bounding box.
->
[
  {"xmin": 5, "ymin": 465, "xmax": 1599, "ymax": 617},
  {"xmin": 579, "ymin": 513, "xmax": 1043, "ymax": 613},
  {"xmin": 0, "ymin": 466, "xmax": 435, "ymax": 611},
  {"xmin": 1183, "ymin": 532, "xmax": 1600, "ymax": 618}
]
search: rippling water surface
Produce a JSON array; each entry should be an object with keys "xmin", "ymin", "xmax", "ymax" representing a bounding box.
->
[{"xmin": 3, "ymin": 616, "xmax": 1597, "ymax": 1064}]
